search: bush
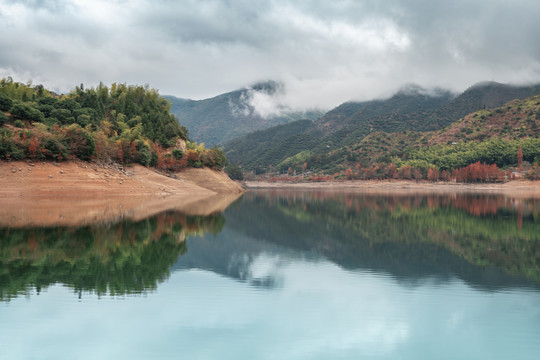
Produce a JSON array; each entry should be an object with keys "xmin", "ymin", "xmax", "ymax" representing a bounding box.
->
[
  {"xmin": 50, "ymin": 109, "xmax": 73, "ymax": 124},
  {"xmin": 29, "ymin": 108, "xmax": 45, "ymax": 122},
  {"xmin": 14, "ymin": 120, "xmax": 24, "ymax": 128},
  {"xmin": 225, "ymin": 163, "xmax": 244, "ymax": 180},
  {"xmin": 77, "ymin": 114, "xmax": 91, "ymax": 127},
  {"xmin": 150, "ymin": 151, "xmax": 158, "ymax": 167},
  {"xmin": 0, "ymin": 112, "xmax": 8, "ymax": 126},
  {"xmin": 10, "ymin": 103, "xmax": 33, "ymax": 119},
  {"xmin": 0, "ymin": 94, "xmax": 13, "ymax": 111},
  {"xmin": 172, "ymin": 148, "xmax": 183, "ymax": 160},
  {"xmin": 137, "ymin": 147, "xmax": 151, "ymax": 166},
  {"xmin": 44, "ymin": 138, "xmax": 68, "ymax": 160}
]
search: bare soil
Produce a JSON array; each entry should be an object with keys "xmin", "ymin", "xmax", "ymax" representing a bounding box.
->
[{"xmin": 0, "ymin": 160, "xmax": 243, "ymax": 227}]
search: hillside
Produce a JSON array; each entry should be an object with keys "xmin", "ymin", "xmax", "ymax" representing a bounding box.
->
[
  {"xmin": 224, "ymin": 119, "xmax": 318, "ymax": 174},
  {"xmin": 310, "ymin": 94, "xmax": 540, "ymax": 177},
  {"xmin": 427, "ymin": 94, "xmax": 540, "ymax": 145},
  {"xmin": 225, "ymin": 81, "xmax": 540, "ymax": 175},
  {"xmin": 165, "ymin": 81, "xmax": 323, "ymax": 145},
  {"xmin": 0, "ymin": 78, "xmax": 226, "ymax": 172},
  {"xmin": 315, "ymin": 85, "xmax": 455, "ymax": 138}
]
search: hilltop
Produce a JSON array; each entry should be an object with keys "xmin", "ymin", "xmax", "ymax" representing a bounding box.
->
[
  {"xmin": 165, "ymin": 81, "xmax": 323, "ymax": 145},
  {"xmin": 0, "ymin": 78, "xmax": 227, "ymax": 172}
]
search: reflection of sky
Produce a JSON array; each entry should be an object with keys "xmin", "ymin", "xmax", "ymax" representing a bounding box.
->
[{"xmin": 1, "ymin": 254, "xmax": 540, "ymax": 360}]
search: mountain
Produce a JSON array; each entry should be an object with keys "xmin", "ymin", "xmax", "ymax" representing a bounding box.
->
[
  {"xmin": 165, "ymin": 81, "xmax": 323, "ymax": 146},
  {"xmin": 224, "ymin": 81, "xmax": 540, "ymax": 173},
  {"xmin": 223, "ymin": 120, "xmax": 319, "ymax": 174}
]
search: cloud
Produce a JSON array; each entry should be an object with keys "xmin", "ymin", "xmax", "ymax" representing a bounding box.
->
[{"xmin": 1, "ymin": 0, "xmax": 540, "ymax": 110}]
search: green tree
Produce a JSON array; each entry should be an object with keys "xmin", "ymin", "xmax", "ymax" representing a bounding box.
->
[
  {"xmin": 225, "ymin": 163, "xmax": 244, "ymax": 180},
  {"xmin": 0, "ymin": 94, "xmax": 13, "ymax": 111}
]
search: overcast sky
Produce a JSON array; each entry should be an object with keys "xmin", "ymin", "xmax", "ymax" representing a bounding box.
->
[{"xmin": 2, "ymin": 0, "xmax": 540, "ymax": 110}]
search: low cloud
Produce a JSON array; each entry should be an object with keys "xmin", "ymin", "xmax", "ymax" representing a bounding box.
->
[{"xmin": 1, "ymin": 0, "xmax": 540, "ymax": 110}]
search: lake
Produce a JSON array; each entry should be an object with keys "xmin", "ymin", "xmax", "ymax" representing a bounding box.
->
[{"xmin": 1, "ymin": 189, "xmax": 540, "ymax": 359}]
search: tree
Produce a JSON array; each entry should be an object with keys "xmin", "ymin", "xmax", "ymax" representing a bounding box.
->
[
  {"xmin": 387, "ymin": 163, "xmax": 397, "ymax": 179},
  {"xmin": 427, "ymin": 167, "xmax": 439, "ymax": 182},
  {"xmin": 0, "ymin": 94, "xmax": 13, "ymax": 111},
  {"xmin": 517, "ymin": 146, "xmax": 523, "ymax": 171},
  {"xmin": 225, "ymin": 163, "xmax": 244, "ymax": 180}
]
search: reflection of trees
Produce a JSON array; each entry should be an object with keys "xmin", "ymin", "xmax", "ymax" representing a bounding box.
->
[
  {"xmin": 0, "ymin": 211, "xmax": 225, "ymax": 300},
  {"xmin": 235, "ymin": 191, "xmax": 540, "ymax": 283}
]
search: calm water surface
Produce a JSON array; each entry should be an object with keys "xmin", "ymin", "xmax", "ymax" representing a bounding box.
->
[{"xmin": 1, "ymin": 190, "xmax": 540, "ymax": 359}]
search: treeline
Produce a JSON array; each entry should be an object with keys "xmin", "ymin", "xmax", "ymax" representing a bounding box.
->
[
  {"xmin": 0, "ymin": 77, "xmax": 226, "ymax": 170},
  {"xmin": 265, "ymin": 130, "xmax": 540, "ymax": 182},
  {"xmin": 339, "ymin": 161, "xmax": 518, "ymax": 182}
]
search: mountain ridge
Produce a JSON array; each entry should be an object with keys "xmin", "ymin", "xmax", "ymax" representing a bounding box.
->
[
  {"xmin": 224, "ymin": 81, "xmax": 540, "ymax": 174},
  {"xmin": 165, "ymin": 81, "xmax": 323, "ymax": 145}
]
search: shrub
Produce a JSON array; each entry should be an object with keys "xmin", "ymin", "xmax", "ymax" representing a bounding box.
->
[
  {"xmin": 77, "ymin": 114, "xmax": 91, "ymax": 127},
  {"xmin": 186, "ymin": 149, "xmax": 201, "ymax": 168},
  {"xmin": 0, "ymin": 112, "xmax": 8, "ymax": 126},
  {"xmin": 50, "ymin": 109, "xmax": 73, "ymax": 124},
  {"xmin": 225, "ymin": 163, "xmax": 244, "ymax": 180},
  {"xmin": 14, "ymin": 120, "xmax": 24, "ymax": 128},
  {"xmin": 10, "ymin": 103, "xmax": 33, "ymax": 119},
  {"xmin": 172, "ymin": 148, "xmax": 183, "ymax": 160},
  {"xmin": 44, "ymin": 138, "xmax": 68, "ymax": 160},
  {"xmin": 0, "ymin": 94, "xmax": 13, "ymax": 111}
]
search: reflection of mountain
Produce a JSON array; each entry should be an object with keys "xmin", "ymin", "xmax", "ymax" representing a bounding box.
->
[
  {"xmin": 0, "ymin": 211, "xmax": 225, "ymax": 300},
  {"xmin": 194, "ymin": 191, "xmax": 539, "ymax": 289},
  {"xmin": 5, "ymin": 190, "xmax": 539, "ymax": 300}
]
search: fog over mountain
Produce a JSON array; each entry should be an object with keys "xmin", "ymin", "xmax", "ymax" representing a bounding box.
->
[{"xmin": 1, "ymin": 0, "xmax": 540, "ymax": 112}]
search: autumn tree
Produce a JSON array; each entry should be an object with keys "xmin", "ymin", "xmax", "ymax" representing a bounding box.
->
[
  {"xmin": 427, "ymin": 167, "xmax": 439, "ymax": 182},
  {"xmin": 517, "ymin": 146, "xmax": 523, "ymax": 171}
]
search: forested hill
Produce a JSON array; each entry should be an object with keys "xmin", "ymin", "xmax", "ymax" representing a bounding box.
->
[
  {"xmin": 307, "ymin": 81, "xmax": 540, "ymax": 150},
  {"xmin": 224, "ymin": 81, "xmax": 540, "ymax": 174},
  {"xmin": 165, "ymin": 81, "xmax": 323, "ymax": 146},
  {"xmin": 0, "ymin": 78, "xmax": 225, "ymax": 170}
]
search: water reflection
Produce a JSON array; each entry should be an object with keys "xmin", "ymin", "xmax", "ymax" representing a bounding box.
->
[
  {"xmin": 2, "ymin": 190, "xmax": 540, "ymax": 359},
  {"xmin": 3, "ymin": 190, "xmax": 539, "ymax": 301},
  {"xmin": 0, "ymin": 211, "xmax": 225, "ymax": 300},
  {"xmin": 216, "ymin": 190, "xmax": 540, "ymax": 288}
]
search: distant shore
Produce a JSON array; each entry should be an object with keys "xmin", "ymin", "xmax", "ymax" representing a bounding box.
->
[{"xmin": 243, "ymin": 179, "xmax": 540, "ymax": 197}]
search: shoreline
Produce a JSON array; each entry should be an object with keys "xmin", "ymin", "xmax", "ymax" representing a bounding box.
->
[
  {"xmin": 243, "ymin": 179, "xmax": 540, "ymax": 197},
  {"xmin": 0, "ymin": 160, "xmax": 244, "ymax": 227}
]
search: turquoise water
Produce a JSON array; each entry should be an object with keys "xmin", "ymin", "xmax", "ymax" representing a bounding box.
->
[{"xmin": 1, "ymin": 190, "xmax": 540, "ymax": 359}]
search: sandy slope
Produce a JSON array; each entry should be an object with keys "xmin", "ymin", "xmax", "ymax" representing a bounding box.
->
[
  {"xmin": 175, "ymin": 167, "xmax": 245, "ymax": 194},
  {"xmin": 0, "ymin": 160, "xmax": 243, "ymax": 227}
]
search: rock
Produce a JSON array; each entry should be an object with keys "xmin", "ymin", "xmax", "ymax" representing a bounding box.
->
[
  {"xmin": 60, "ymin": 170, "xmax": 65, "ymax": 174},
  {"xmin": 48, "ymin": 175, "xmax": 53, "ymax": 178}
]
